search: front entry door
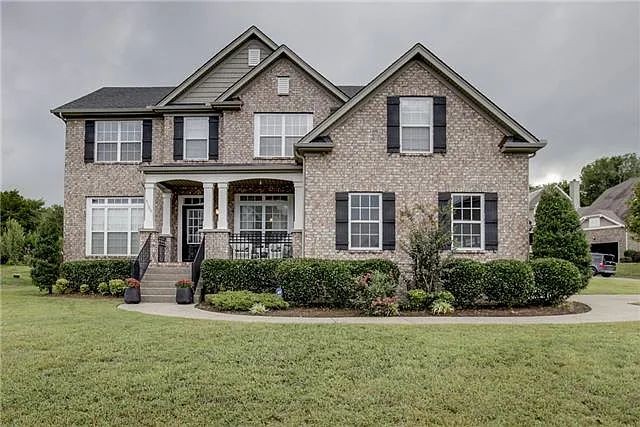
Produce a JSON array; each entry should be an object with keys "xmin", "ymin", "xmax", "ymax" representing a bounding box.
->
[{"xmin": 182, "ymin": 204, "xmax": 204, "ymax": 262}]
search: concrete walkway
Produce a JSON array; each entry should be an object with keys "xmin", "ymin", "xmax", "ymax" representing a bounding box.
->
[{"xmin": 118, "ymin": 295, "xmax": 640, "ymax": 325}]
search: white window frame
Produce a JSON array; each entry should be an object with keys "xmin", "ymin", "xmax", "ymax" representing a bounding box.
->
[
  {"xmin": 85, "ymin": 197, "xmax": 144, "ymax": 257},
  {"xmin": 95, "ymin": 120, "xmax": 142, "ymax": 163},
  {"xmin": 248, "ymin": 48, "xmax": 261, "ymax": 66},
  {"xmin": 234, "ymin": 194, "xmax": 294, "ymax": 236},
  {"xmin": 399, "ymin": 97, "xmax": 433, "ymax": 154},
  {"xmin": 348, "ymin": 193, "xmax": 383, "ymax": 251},
  {"xmin": 588, "ymin": 217, "xmax": 601, "ymax": 228},
  {"xmin": 183, "ymin": 117, "xmax": 209, "ymax": 161},
  {"xmin": 253, "ymin": 113, "xmax": 313, "ymax": 158},
  {"xmin": 277, "ymin": 76, "xmax": 290, "ymax": 95},
  {"xmin": 451, "ymin": 193, "xmax": 485, "ymax": 251}
]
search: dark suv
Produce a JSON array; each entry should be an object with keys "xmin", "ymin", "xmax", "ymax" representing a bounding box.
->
[{"xmin": 591, "ymin": 253, "xmax": 617, "ymax": 277}]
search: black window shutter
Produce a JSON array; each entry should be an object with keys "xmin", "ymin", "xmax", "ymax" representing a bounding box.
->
[
  {"xmin": 387, "ymin": 97, "xmax": 400, "ymax": 153},
  {"xmin": 142, "ymin": 119, "xmax": 152, "ymax": 162},
  {"xmin": 433, "ymin": 96, "xmax": 446, "ymax": 153},
  {"xmin": 173, "ymin": 116, "xmax": 184, "ymax": 160},
  {"xmin": 382, "ymin": 192, "xmax": 396, "ymax": 250},
  {"xmin": 438, "ymin": 192, "xmax": 451, "ymax": 250},
  {"xmin": 209, "ymin": 116, "xmax": 219, "ymax": 160},
  {"xmin": 485, "ymin": 192, "xmax": 498, "ymax": 251},
  {"xmin": 335, "ymin": 192, "xmax": 349, "ymax": 250},
  {"xmin": 84, "ymin": 120, "xmax": 95, "ymax": 163}
]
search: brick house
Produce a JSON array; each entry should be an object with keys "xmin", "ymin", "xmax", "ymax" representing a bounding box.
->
[{"xmin": 52, "ymin": 26, "xmax": 545, "ymax": 285}]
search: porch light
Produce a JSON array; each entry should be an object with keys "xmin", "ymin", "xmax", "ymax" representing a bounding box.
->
[{"xmin": 215, "ymin": 208, "xmax": 219, "ymax": 216}]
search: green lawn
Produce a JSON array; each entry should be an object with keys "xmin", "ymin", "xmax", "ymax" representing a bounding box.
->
[
  {"xmin": 617, "ymin": 262, "xmax": 640, "ymax": 279},
  {"xmin": 582, "ymin": 276, "xmax": 640, "ymax": 295},
  {"xmin": 2, "ymin": 266, "xmax": 639, "ymax": 425}
]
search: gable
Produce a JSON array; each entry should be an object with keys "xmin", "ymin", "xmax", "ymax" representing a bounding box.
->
[
  {"xmin": 580, "ymin": 214, "xmax": 624, "ymax": 229},
  {"xmin": 174, "ymin": 38, "xmax": 274, "ymax": 104}
]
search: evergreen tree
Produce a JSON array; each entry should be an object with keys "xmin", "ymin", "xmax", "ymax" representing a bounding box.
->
[
  {"xmin": 0, "ymin": 219, "xmax": 25, "ymax": 264},
  {"xmin": 31, "ymin": 206, "xmax": 63, "ymax": 294},
  {"xmin": 533, "ymin": 187, "xmax": 591, "ymax": 287},
  {"xmin": 626, "ymin": 182, "xmax": 640, "ymax": 240}
]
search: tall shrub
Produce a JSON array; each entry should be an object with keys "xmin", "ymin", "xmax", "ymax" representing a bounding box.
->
[
  {"xmin": 532, "ymin": 187, "xmax": 591, "ymax": 287},
  {"xmin": 626, "ymin": 181, "xmax": 640, "ymax": 241},
  {"xmin": 399, "ymin": 204, "xmax": 451, "ymax": 292},
  {"xmin": 0, "ymin": 219, "xmax": 25, "ymax": 264},
  {"xmin": 31, "ymin": 206, "xmax": 63, "ymax": 293}
]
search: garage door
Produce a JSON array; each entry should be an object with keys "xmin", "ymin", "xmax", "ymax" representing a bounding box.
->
[{"xmin": 590, "ymin": 242, "xmax": 619, "ymax": 261}]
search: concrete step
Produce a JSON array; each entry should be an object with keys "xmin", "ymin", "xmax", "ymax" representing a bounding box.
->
[
  {"xmin": 141, "ymin": 279, "xmax": 178, "ymax": 286},
  {"xmin": 141, "ymin": 287, "xmax": 175, "ymax": 296},
  {"xmin": 141, "ymin": 295, "xmax": 175, "ymax": 303},
  {"xmin": 143, "ymin": 272, "xmax": 191, "ymax": 280},
  {"xmin": 145, "ymin": 269, "xmax": 191, "ymax": 276}
]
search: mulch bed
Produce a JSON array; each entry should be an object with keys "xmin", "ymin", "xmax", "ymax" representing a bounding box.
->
[{"xmin": 197, "ymin": 301, "xmax": 591, "ymax": 318}]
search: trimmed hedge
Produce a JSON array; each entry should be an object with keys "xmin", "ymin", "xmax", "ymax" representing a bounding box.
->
[
  {"xmin": 205, "ymin": 291, "xmax": 289, "ymax": 311},
  {"xmin": 484, "ymin": 259, "xmax": 534, "ymax": 307},
  {"xmin": 530, "ymin": 258, "xmax": 582, "ymax": 305},
  {"xmin": 201, "ymin": 258, "xmax": 398, "ymax": 308},
  {"xmin": 441, "ymin": 259, "xmax": 486, "ymax": 308},
  {"xmin": 60, "ymin": 260, "xmax": 132, "ymax": 292}
]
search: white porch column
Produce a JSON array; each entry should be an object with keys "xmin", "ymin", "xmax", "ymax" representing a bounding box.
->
[
  {"xmin": 203, "ymin": 182, "xmax": 215, "ymax": 231},
  {"xmin": 143, "ymin": 182, "xmax": 155, "ymax": 230},
  {"xmin": 217, "ymin": 182, "xmax": 229, "ymax": 230},
  {"xmin": 293, "ymin": 181, "xmax": 304, "ymax": 231},
  {"xmin": 160, "ymin": 191, "xmax": 172, "ymax": 235}
]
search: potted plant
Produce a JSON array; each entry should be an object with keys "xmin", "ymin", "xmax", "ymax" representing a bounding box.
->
[
  {"xmin": 124, "ymin": 278, "xmax": 141, "ymax": 304},
  {"xmin": 175, "ymin": 279, "xmax": 193, "ymax": 304}
]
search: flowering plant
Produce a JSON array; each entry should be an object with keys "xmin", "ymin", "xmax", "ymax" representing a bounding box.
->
[
  {"xmin": 175, "ymin": 279, "xmax": 193, "ymax": 288},
  {"xmin": 125, "ymin": 278, "xmax": 141, "ymax": 289},
  {"xmin": 368, "ymin": 296, "xmax": 400, "ymax": 317}
]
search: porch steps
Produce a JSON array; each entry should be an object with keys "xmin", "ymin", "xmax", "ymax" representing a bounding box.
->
[{"xmin": 140, "ymin": 263, "xmax": 192, "ymax": 303}]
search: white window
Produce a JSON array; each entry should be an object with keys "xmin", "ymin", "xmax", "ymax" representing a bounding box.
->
[
  {"xmin": 451, "ymin": 194, "xmax": 484, "ymax": 250},
  {"xmin": 86, "ymin": 197, "xmax": 144, "ymax": 256},
  {"xmin": 254, "ymin": 114, "xmax": 313, "ymax": 157},
  {"xmin": 184, "ymin": 117, "xmax": 208, "ymax": 160},
  {"xmin": 235, "ymin": 194, "xmax": 292, "ymax": 239},
  {"xmin": 277, "ymin": 76, "xmax": 290, "ymax": 95},
  {"xmin": 349, "ymin": 193, "xmax": 382, "ymax": 250},
  {"xmin": 400, "ymin": 97, "xmax": 433, "ymax": 153},
  {"xmin": 95, "ymin": 121, "xmax": 142, "ymax": 162},
  {"xmin": 588, "ymin": 217, "xmax": 601, "ymax": 228},
  {"xmin": 248, "ymin": 48, "xmax": 261, "ymax": 66}
]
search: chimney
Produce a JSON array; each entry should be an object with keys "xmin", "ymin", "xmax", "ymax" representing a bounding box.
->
[{"xmin": 569, "ymin": 179, "xmax": 580, "ymax": 209}]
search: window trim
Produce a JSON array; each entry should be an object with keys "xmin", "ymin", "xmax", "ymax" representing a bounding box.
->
[
  {"xmin": 183, "ymin": 116, "xmax": 209, "ymax": 161},
  {"xmin": 233, "ymin": 193, "xmax": 294, "ymax": 235},
  {"xmin": 450, "ymin": 193, "xmax": 485, "ymax": 251},
  {"xmin": 85, "ymin": 197, "xmax": 144, "ymax": 257},
  {"xmin": 94, "ymin": 120, "xmax": 142, "ymax": 163},
  {"xmin": 248, "ymin": 48, "xmax": 261, "ymax": 66},
  {"xmin": 399, "ymin": 97, "xmax": 433, "ymax": 154},
  {"xmin": 348, "ymin": 192, "xmax": 383, "ymax": 251},
  {"xmin": 253, "ymin": 113, "xmax": 313, "ymax": 158}
]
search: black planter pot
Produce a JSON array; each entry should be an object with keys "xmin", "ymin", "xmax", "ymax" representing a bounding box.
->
[
  {"xmin": 176, "ymin": 287, "xmax": 193, "ymax": 304},
  {"xmin": 124, "ymin": 287, "xmax": 141, "ymax": 304}
]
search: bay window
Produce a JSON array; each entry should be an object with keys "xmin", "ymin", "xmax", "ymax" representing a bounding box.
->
[
  {"xmin": 254, "ymin": 113, "xmax": 313, "ymax": 157},
  {"xmin": 95, "ymin": 121, "xmax": 142, "ymax": 162},
  {"xmin": 86, "ymin": 197, "xmax": 144, "ymax": 256}
]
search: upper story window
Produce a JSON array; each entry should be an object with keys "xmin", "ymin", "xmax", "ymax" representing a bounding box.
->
[
  {"xmin": 277, "ymin": 76, "xmax": 290, "ymax": 95},
  {"xmin": 248, "ymin": 48, "xmax": 261, "ymax": 66},
  {"xmin": 86, "ymin": 197, "xmax": 143, "ymax": 256},
  {"xmin": 451, "ymin": 193, "xmax": 484, "ymax": 250},
  {"xmin": 348, "ymin": 193, "xmax": 382, "ymax": 251},
  {"xmin": 400, "ymin": 97, "xmax": 433, "ymax": 153},
  {"xmin": 254, "ymin": 113, "xmax": 313, "ymax": 158},
  {"xmin": 95, "ymin": 121, "xmax": 142, "ymax": 162},
  {"xmin": 184, "ymin": 117, "xmax": 208, "ymax": 160}
]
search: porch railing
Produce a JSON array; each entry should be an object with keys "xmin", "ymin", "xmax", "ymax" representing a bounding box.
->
[
  {"xmin": 158, "ymin": 236, "xmax": 167, "ymax": 263},
  {"xmin": 131, "ymin": 235, "xmax": 151, "ymax": 280},
  {"xmin": 229, "ymin": 233, "xmax": 292, "ymax": 260},
  {"xmin": 191, "ymin": 236, "xmax": 206, "ymax": 302}
]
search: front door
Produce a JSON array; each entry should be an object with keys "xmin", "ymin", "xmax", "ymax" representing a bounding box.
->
[{"xmin": 181, "ymin": 202, "xmax": 204, "ymax": 262}]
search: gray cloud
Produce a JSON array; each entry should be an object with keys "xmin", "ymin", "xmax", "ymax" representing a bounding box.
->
[{"xmin": 2, "ymin": 1, "xmax": 638, "ymax": 204}]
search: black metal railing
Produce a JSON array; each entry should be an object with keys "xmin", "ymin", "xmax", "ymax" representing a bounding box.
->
[
  {"xmin": 191, "ymin": 235, "xmax": 205, "ymax": 289},
  {"xmin": 229, "ymin": 233, "xmax": 292, "ymax": 260},
  {"xmin": 132, "ymin": 235, "xmax": 151, "ymax": 280},
  {"xmin": 158, "ymin": 236, "xmax": 167, "ymax": 263}
]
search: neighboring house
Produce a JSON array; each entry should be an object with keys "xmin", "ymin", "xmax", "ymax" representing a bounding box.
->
[
  {"xmin": 52, "ymin": 26, "xmax": 545, "ymax": 272},
  {"xmin": 577, "ymin": 177, "xmax": 640, "ymax": 260}
]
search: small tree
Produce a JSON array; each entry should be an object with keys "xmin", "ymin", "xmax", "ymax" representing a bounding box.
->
[
  {"xmin": 532, "ymin": 187, "xmax": 591, "ymax": 287},
  {"xmin": 626, "ymin": 181, "xmax": 640, "ymax": 240},
  {"xmin": 0, "ymin": 219, "xmax": 25, "ymax": 264},
  {"xmin": 399, "ymin": 203, "xmax": 451, "ymax": 292},
  {"xmin": 31, "ymin": 206, "xmax": 63, "ymax": 294}
]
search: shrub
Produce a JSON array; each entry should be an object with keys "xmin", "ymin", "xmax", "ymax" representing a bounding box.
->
[
  {"xmin": 432, "ymin": 290, "xmax": 455, "ymax": 305},
  {"xmin": 484, "ymin": 260, "xmax": 535, "ymax": 307},
  {"xmin": 368, "ymin": 296, "xmax": 400, "ymax": 316},
  {"xmin": 403, "ymin": 289, "xmax": 429, "ymax": 311},
  {"xmin": 60, "ymin": 260, "xmax": 131, "ymax": 291},
  {"xmin": 0, "ymin": 219, "xmax": 25, "ymax": 265},
  {"xmin": 79, "ymin": 284, "xmax": 91, "ymax": 294},
  {"xmin": 205, "ymin": 291, "xmax": 289, "ymax": 311},
  {"xmin": 276, "ymin": 259, "xmax": 354, "ymax": 307},
  {"xmin": 352, "ymin": 270, "xmax": 397, "ymax": 311},
  {"xmin": 53, "ymin": 278, "xmax": 69, "ymax": 294},
  {"xmin": 97, "ymin": 282, "xmax": 110, "ymax": 296},
  {"xmin": 532, "ymin": 187, "xmax": 591, "ymax": 287},
  {"xmin": 108, "ymin": 279, "xmax": 126, "ymax": 297},
  {"xmin": 620, "ymin": 257, "xmax": 633, "ymax": 263},
  {"xmin": 201, "ymin": 259, "xmax": 282, "ymax": 294},
  {"xmin": 529, "ymin": 258, "xmax": 582, "ymax": 305},
  {"xmin": 31, "ymin": 207, "xmax": 63, "ymax": 294},
  {"xmin": 623, "ymin": 249, "xmax": 640, "ymax": 263},
  {"xmin": 249, "ymin": 303, "xmax": 268, "ymax": 315},
  {"xmin": 344, "ymin": 259, "xmax": 399, "ymax": 279},
  {"xmin": 431, "ymin": 300, "xmax": 454, "ymax": 315},
  {"xmin": 441, "ymin": 259, "xmax": 485, "ymax": 307}
]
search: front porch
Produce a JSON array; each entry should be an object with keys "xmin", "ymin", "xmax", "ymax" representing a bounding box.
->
[{"xmin": 137, "ymin": 164, "xmax": 304, "ymax": 263}]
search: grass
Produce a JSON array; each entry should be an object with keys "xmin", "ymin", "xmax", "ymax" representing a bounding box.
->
[
  {"xmin": 617, "ymin": 262, "xmax": 640, "ymax": 279},
  {"xmin": 582, "ymin": 276, "xmax": 640, "ymax": 295},
  {"xmin": 2, "ymin": 266, "xmax": 639, "ymax": 425}
]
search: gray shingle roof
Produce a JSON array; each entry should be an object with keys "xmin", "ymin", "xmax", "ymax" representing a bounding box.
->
[
  {"xmin": 578, "ymin": 177, "xmax": 639, "ymax": 223},
  {"xmin": 53, "ymin": 87, "xmax": 175, "ymax": 111},
  {"xmin": 336, "ymin": 85, "xmax": 364, "ymax": 97}
]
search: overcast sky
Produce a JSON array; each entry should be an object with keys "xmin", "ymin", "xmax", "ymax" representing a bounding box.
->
[{"xmin": 2, "ymin": 1, "xmax": 639, "ymax": 205}]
